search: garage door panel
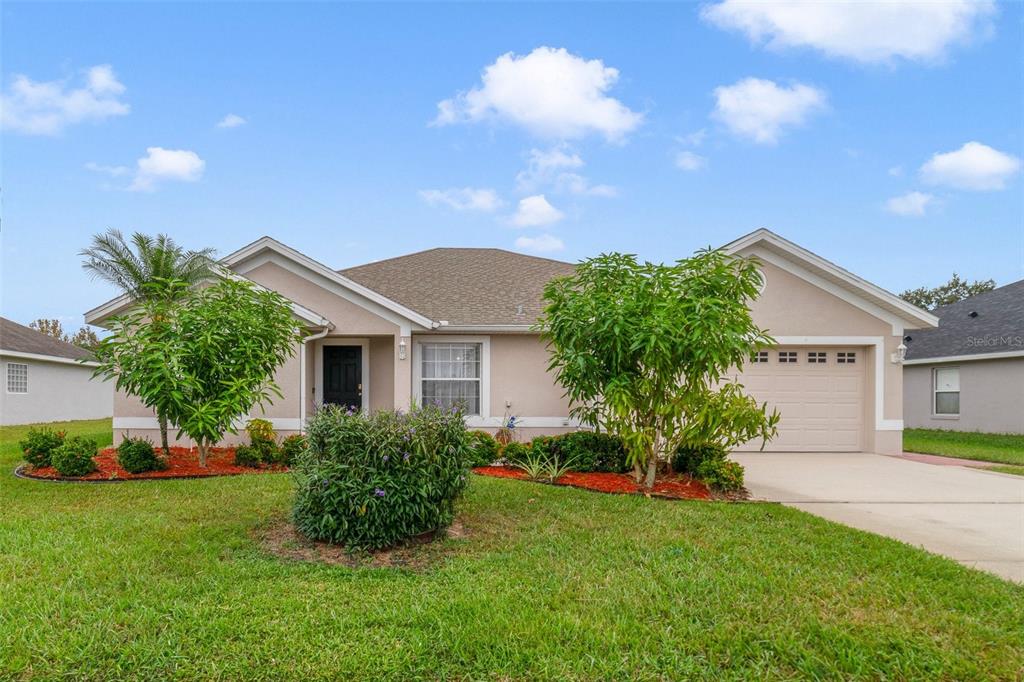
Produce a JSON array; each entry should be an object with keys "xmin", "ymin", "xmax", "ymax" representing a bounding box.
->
[{"xmin": 733, "ymin": 346, "xmax": 865, "ymax": 452}]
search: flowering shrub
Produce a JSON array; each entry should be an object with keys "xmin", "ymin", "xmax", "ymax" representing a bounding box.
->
[
  {"xmin": 292, "ymin": 404, "xmax": 472, "ymax": 550},
  {"xmin": 51, "ymin": 437, "xmax": 98, "ymax": 477},
  {"xmin": 19, "ymin": 427, "xmax": 66, "ymax": 468},
  {"xmin": 117, "ymin": 436, "xmax": 165, "ymax": 474},
  {"xmin": 694, "ymin": 458, "xmax": 745, "ymax": 492}
]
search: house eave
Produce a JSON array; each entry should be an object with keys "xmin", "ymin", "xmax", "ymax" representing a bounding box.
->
[{"xmin": 903, "ymin": 349, "xmax": 1024, "ymax": 365}]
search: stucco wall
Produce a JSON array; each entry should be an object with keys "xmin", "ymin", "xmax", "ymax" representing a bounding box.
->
[
  {"xmin": 1, "ymin": 357, "xmax": 113, "ymax": 426},
  {"xmin": 369, "ymin": 336, "xmax": 395, "ymax": 412},
  {"xmin": 487, "ymin": 334, "xmax": 569, "ymax": 419},
  {"xmin": 904, "ymin": 358, "xmax": 1024, "ymax": 434}
]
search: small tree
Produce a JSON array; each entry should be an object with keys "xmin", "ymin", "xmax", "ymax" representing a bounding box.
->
[
  {"xmin": 538, "ymin": 250, "xmax": 779, "ymax": 488},
  {"xmin": 900, "ymin": 273, "xmax": 995, "ymax": 311},
  {"xmin": 30, "ymin": 319, "xmax": 101, "ymax": 349},
  {"xmin": 93, "ymin": 278, "xmax": 303, "ymax": 466}
]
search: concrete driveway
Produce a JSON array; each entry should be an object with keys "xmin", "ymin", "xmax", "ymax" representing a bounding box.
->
[{"xmin": 731, "ymin": 452, "xmax": 1024, "ymax": 583}]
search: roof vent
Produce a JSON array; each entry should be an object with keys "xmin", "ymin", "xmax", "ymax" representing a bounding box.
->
[
  {"xmin": 968, "ymin": 311, "xmax": 978, "ymax": 318},
  {"xmin": 904, "ymin": 335, "xmax": 913, "ymax": 343},
  {"xmin": 515, "ymin": 304, "xmax": 524, "ymax": 316}
]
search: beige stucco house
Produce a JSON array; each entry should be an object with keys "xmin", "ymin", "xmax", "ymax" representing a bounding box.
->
[{"xmin": 85, "ymin": 229, "xmax": 937, "ymax": 455}]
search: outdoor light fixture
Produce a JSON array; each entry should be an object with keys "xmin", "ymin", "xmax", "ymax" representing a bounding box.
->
[
  {"xmin": 891, "ymin": 343, "xmax": 907, "ymax": 364},
  {"xmin": 399, "ymin": 338, "xmax": 407, "ymax": 360}
]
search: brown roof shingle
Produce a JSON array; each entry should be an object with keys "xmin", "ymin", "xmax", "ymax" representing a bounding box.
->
[
  {"xmin": 0, "ymin": 317, "xmax": 93, "ymax": 361},
  {"xmin": 339, "ymin": 248, "xmax": 576, "ymax": 326}
]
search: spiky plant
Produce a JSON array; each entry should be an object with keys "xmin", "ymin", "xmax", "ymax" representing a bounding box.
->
[{"xmin": 80, "ymin": 229, "xmax": 216, "ymax": 456}]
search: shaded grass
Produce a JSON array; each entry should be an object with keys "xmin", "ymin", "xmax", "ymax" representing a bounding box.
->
[
  {"xmin": 2, "ymin": 420, "xmax": 1023, "ymax": 680},
  {"xmin": 987, "ymin": 464, "xmax": 1024, "ymax": 477},
  {"xmin": 904, "ymin": 428, "xmax": 1024, "ymax": 466}
]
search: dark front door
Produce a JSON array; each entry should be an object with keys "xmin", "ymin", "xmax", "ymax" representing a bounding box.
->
[{"xmin": 323, "ymin": 345, "xmax": 362, "ymax": 409}]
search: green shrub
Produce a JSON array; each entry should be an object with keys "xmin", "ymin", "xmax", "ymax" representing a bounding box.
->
[
  {"xmin": 553, "ymin": 431, "xmax": 628, "ymax": 473},
  {"xmin": 501, "ymin": 441, "xmax": 530, "ymax": 464},
  {"xmin": 672, "ymin": 443, "xmax": 728, "ymax": 475},
  {"xmin": 19, "ymin": 427, "xmax": 65, "ymax": 468},
  {"xmin": 51, "ymin": 437, "xmax": 98, "ymax": 477},
  {"xmin": 292, "ymin": 404, "xmax": 471, "ymax": 550},
  {"xmin": 278, "ymin": 434, "xmax": 307, "ymax": 466},
  {"xmin": 245, "ymin": 418, "xmax": 276, "ymax": 446},
  {"xmin": 694, "ymin": 458, "xmax": 745, "ymax": 492},
  {"xmin": 467, "ymin": 430, "xmax": 499, "ymax": 467},
  {"xmin": 234, "ymin": 444, "xmax": 263, "ymax": 468},
  {"xmin": 117, "ymin": 437, "xmax": 165, "ymax": 474}
]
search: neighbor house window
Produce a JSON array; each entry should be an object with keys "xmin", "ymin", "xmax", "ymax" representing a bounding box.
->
[
  {"xmin": 752, "ymin": 351, "xmax": 769, "ymax": 364},
  {"xmin": 808, "ymin": 351, "xmax": 827, "ymax": 364},
  {"xmin": 837, "ymin": 352, "xmax": 856, "ymax": 364},
  {"xmin": 6, "ymin": 363, "xmax": 28, "ymax": 393},
  {"xmin": 778, "ymin": 351, "xmax": 797, "ymax": 363},
  {"xmin": 933, "ymin": 367, "xmax": 960, "ymax": 416},
  {"xmin": 420, "ymin": 342, "xmax": 482, "ymax": 415}
]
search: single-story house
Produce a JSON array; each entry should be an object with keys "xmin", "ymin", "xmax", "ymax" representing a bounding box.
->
[
  {"xmin": 903, "ymin": 279, "xmax": 1024, "ymax": 434},
  {"xmin": 86, "ymin": 228, "xmax": 937, "ymax": 455},
  {"xmin": 0, "ymin": 317, "xmax": 112, "ymax": 426}
]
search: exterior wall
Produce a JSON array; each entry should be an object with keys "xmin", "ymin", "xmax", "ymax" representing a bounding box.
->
[
  {"xmin": 369, "ymin": 336, "xmax": 395, "ymax": 411},
  {"xmin": 1, "ymin": 357, "xmax": 113, "ymax": 426},
  {"xmin": 488, "ymin": 334, "xmax": 569, "ymax": 420},
  {"xmin": 904, "ymin": 358, "xmax": 1024, "ymax": 434},
  {"xmin": 748, "ymin": 260, "xmax": 904, "ymax": 454}
]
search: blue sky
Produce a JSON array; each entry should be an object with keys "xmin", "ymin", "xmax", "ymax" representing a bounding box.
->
[{"xmin": 2, "ymin": 1, "xmax": 1022, "ymax": 329}]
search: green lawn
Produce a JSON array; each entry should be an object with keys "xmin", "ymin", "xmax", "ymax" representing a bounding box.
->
[
  {"xmin": 2, "ymin": 420, "xmax": 1023, "ymax": 680},
  {"xmin": 904, "ymin": 428, "xmax": 1024, "ymax": 466}
]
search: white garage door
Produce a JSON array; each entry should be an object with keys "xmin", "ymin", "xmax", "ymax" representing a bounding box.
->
[{"xmin": 732, "ymin": 346, "xmax": 865, "ymax": 452}]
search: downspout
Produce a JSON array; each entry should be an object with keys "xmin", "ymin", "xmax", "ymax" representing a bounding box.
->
[{"xmin": 300, "ymin": 325, "xmax": 332, "ymax": 431}]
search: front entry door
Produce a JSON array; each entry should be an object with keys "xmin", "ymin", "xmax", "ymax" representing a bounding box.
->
[{"xmin": 322, "ymin": 345, "xmax": 362, "ymax": 410}]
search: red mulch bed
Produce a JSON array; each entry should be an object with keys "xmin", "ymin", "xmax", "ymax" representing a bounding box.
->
[
  {"xmin": 472, "ymin": 466, "xmax": 712, "ymax": 500},
  {"xmin": 19, "ymin": 446, "xmax": 286, "ymax": 482}
]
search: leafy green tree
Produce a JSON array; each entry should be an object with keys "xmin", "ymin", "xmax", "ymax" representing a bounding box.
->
[
  {"xmin": 29, "ymin": 319, "xmax": 102, "ymax": 350},
  {"xmin": 80, "ymin": 230, "xmax": 216, "ymax": 455},
  {"xmin": 92, "ymin": 279, "xmax": 303, "ymax": 467},
  {"xmin": 900, "ymin": 273, "xmax": 996, "ymax": 311},
  {"xmin": 537, "ymin": 250, "xmax": 779, "ymax": 488},
  {"xmin": 70, "ymin": 327, "xmax": 101, "ymax": 350}
]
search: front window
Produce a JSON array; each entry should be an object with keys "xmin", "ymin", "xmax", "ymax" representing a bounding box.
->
[
  {"xmin": 6, "ymin": 363, "xmax": 27, "ymax": 394},
  {"xmin": 420, "ymin": 342, "xmax": 481, "ymax": 415},
  {"xmin": 934, "ymin": 367, "xmax": 960, "ymax": 415}
]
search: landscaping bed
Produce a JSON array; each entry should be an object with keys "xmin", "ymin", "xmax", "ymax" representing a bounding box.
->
[
  {"xmin": 473, "ymin": 465, "xmax": 715, "ymax": 500},
  {"xmin": 17, "ymin": 445, "xmax": 286, "ymax": 481}
]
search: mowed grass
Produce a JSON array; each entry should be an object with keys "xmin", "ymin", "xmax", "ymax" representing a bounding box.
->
[
  {"xmin": 904, "ymin": 428, "xmax": 1024, "ymax": 466},
  {"xmin": 2, "ymin": 421, "xmax": 1023, "ymax": 680}
]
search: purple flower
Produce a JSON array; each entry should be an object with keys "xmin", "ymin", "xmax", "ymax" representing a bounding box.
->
[
  {"xmin": 403, "ymin": 452, "xmax": 410, "ymax": 462},
  {"xmin": 382, "ymin": 454, "xmax": 389, "ymax": 462},
  {"xmin": 374, "ymin": 488, "xmax": 386, "ymax": 497}
]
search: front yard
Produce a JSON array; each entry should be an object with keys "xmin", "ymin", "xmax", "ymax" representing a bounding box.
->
[
  {"xmin": 904, "ymin": 428, "xmax": 1024, "ymax": 474},
  {"xmin": 2, "ymin": 420, "xmax": 1023, "ymax": 680}
]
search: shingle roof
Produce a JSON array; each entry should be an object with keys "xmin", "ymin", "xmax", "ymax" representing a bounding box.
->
[
  {"xmin": 904, "ymin": 279, "xmax": 1024, "ymax": 360},
  {"xmin": 0, "ymin": 317, "xmax": 94, "ymax": 361},
  {"xmin": 339, "ymin": 248, "xmax": 576, "ymax": 326}
]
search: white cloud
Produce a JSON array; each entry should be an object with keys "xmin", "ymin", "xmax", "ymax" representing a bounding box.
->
[
  {"xmin": 919, "ymin": 141, "xmax": 1021, "ymax": 191},
  {"xmin": 510, "ymin": 194, "xmax": 564, "ymax": 227},
  {"xmin": 701, "ymin": 0, "xmax": 996, "ymax": 64},
  {"xmin": 712, "ymin": 77, "xmax": 826, "ymax": 144},
  {"xmin": 418, "ymin": 187, "xmax": 503, "ymax": 212},
  {"xmin": 85, "ymin": 162, "xmax": 130, "ymax": 177},
  {"xmin": 433, "ymin": 46, "xmax": 643, "ymax": 141},
  {"xmin": 677, "ymin": 129, "xmax": 707, "ymax": 147},
  {"xmin": 216, "ymin": 113, "xmax": 246, "ymax": 129},
  {"xmin": 888, "ymin": 165, "xmax": 904, "ymax": 177},
  {"xmin": 129, "ymin": 147, "xmax": 206, "ymax": 192},
  {"xmin": 514, "ymin": 234, "xmax": 565, "ymax": 253},
  {"xmin": 675, "ymin": 151, "xmax": 707, "ymax": 171},
  {"xmin": 885, "ymin": 191, "xmax": 934, "ymax": 217},
  {"xmin": 0, "ymin": 64, "xmax": 129, "ymax": 135},
  {"xmin": 515, "ymin": 146, "xmax": 616, "ymax": 197}
]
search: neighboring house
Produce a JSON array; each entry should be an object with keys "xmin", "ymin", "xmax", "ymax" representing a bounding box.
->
[
  {"xmin": 86, "ymin": 229, "xmax": 937, "ymax": 454},
  {"xmin": 903, "ymin": 279, "xmax": 1024, "ymax": 434},
  {"xmin": 0, "ymin": 317, "xmax": 112, "ymax": 426}
]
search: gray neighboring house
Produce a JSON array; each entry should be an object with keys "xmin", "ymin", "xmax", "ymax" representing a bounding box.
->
[
  {"xmin": 0, "ymin": 317, "xmax": 112, "ymax": 426},
  {"xmin": 903, "ymin": 280, "xmax": 1024, "ymax": 434}
]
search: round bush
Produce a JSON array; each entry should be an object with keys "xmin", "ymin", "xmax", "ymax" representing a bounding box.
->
[
  {"xmin": 234, "ymin": 444, "xmax": 263, "ymax": 468},
  {"xmin": 467, "ymin": 430, "xmax": 499, "ymax": 467},
  {"xmin": 19, "ymin": 427, "xmax": 65, "ymax": 468},
  {"xmin": 292, "ymin": 404, "xmax": 471, "ymax": 550},
  {"xmin": 117, "ymin": 437, "xmax": 164, "ymax": 474},
  {"xmin": 51, "ymin": 437, "xmax": 98, "ymax": 477},
  {"xmin": 672, "ymin": 443, "xmax": 728, "ymax": 475},
  {"xmin": 500, "ymin": 441, "xmax": 530, "ymax": 463},
  {"xmin": 278, "ymin": 434, "xmax": 307, "ymax": 466},
  {"xmin": 246, "ymin": 418, "xmax": 276, "ymax": 446},
  {"xmin": 695, "ymin": 458, "xmax": 745, "ymax": 492}
]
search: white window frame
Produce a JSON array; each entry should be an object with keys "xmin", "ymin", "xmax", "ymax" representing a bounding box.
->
[
  {"xmin": 6, "ymin": 362, "xmax": 28, "ymax": 394},
  {"xmin": 412, "ymin": 335, "xmax": 490, "ymax": 419},
  {"xmin": 933, "ymin": 367, "xmax": 960, "ymax": 417}
]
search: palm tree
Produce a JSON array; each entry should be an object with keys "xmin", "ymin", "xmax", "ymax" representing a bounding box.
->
[{"xmin": 81, "ymin": 230, "xmax": 216, "ymax": 456}]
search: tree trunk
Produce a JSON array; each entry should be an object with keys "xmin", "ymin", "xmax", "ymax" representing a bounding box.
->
[
  {"xmin": 157, "ymin": 410, "xmax": 171, "ymax": 458},
  {"xmin": 632, "ymin": 459, "xmax": 643, "ymax": 483},
  {"xmin": 643, "ymin": 452, "xmax": 658, "ymax": 489},
  {"xmin": 197, "ymin": 439, "xmax": 209, "ymax": 468}
]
